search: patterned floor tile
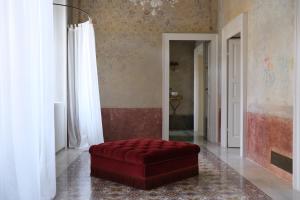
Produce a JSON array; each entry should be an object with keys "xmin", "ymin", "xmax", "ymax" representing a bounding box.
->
[{"xmin": 55, "ymin": 147, "xmax": 271, "ymax": 200}]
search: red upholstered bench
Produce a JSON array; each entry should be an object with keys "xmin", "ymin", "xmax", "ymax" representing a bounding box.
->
[{"xmin": 89, "ymin": 138, "xmax": 200, "ymax": 189}]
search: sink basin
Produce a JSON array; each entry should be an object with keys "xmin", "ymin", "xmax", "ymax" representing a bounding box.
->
[{"xmin": 171, "ymin": 91, "xmax": 178, "ymax": 96}]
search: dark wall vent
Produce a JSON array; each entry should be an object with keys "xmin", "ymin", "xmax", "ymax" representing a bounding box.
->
[{"xmin": 271, "ymin": 151, "xmax": 293, "ymax": 174}]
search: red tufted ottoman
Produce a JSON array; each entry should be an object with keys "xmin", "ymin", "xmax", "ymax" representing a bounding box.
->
[{"xmin": 89, "ymin": 138, "xmax": 200, "ymax": 189}]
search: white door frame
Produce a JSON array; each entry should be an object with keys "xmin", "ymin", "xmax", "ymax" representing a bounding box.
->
[
  {"xmin": 194, "ymin": 43, "xmax": 204, "ymax": 137},
  {"xmin": 162, "ymin": 33, "xmax": 218, "ymax": 143},
  {"xmin": 220, "ymin": 13, "xmax": 247, "ymax": 157},
  {"xmin": 293, "ymin": 0, "xmax": 300, "ymax": 191}
]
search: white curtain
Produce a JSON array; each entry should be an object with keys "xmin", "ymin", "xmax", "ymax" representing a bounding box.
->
[
  {"xmin": 0, "ymin": 0, "xmax": 56, "ymax": 200},
  {"xmin": 68, "ymin": 21, "xmax": 104, "ymax": 148}
]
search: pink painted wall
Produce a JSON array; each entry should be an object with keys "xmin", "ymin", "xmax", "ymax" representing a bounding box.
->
[
  {"xmin": 102, "ymin": 108, "xmax": 162, "ymax": 141},
  {"xmin": 247, "ymin": 112, "xmax": 293, "ymax": 181}
]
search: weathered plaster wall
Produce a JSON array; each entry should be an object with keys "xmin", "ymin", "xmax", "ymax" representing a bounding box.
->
[
  {"xmin": 72, "ymin": 0, "xmax": 217, "ymax": 108},
  {"xmin": 102, "ymin": 108, "xmax": 162, "ymax": 141},
  {"xmin": 219, "ymin": 0, "xmax": 252, "ymax": 27},
  {"xmin": 218, "ymin": 0, "xmax": 295, "ymax": 181},
  {"xmin": 71, "ymin": 0, "xmax": 218, "ymax": 140},
  {"xmin": 169, "ymin": 41, "xmax": 195, "ymax": 115}
]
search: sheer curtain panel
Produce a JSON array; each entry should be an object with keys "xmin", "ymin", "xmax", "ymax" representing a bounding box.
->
[
  {"xmin": 0, "ymin": 0, "xmax": 56, "ymax": 199},
  {"xmin": 68, "ymin": 22, "xmax": 104, "ymax": 148}
]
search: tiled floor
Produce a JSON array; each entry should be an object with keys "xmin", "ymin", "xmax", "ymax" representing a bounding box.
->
[
  {"xmin": 55, "ymin": 148, "xmax": 271, "ymax": 199},
  {"xmin": 55, "ymin": 138, "xmax": 300, "ymax": 200},
  {"xmin": 56, "ymin": 139, "xmax": 300, "ymax": 200},
  {"xmin": 169, "ymin": 130, "xmax": 194, "ymax": 142}
]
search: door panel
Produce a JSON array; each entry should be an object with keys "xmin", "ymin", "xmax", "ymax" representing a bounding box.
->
[{"xmin": 228, "ymin": 39, "xmax": 241, "ymax": 148}]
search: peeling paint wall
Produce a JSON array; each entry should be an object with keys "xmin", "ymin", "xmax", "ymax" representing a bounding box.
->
[
  {"xmin": 71, "ymin": 0, "xmax": 218, "ymax": 140},
  {"xmin": 218, "ymin": 0, "xmax": 295, "ymax": 181},
  {"xmin": 247, "ymin": 1, "xmax": 294, "ymax": 117}
]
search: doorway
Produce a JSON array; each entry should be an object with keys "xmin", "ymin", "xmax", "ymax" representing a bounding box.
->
[
  {"xmin": 220, "ymin": 13, "xmax": 247, "ymax": 156},
  {"xmin": 168, "ymin": 40, "xmax": 195, "ymax": 142},
  {"xmin": 168, "ymin": 41, "xmax": 210, "ymax": 142},
  {"xmin": 162, "ymin": 33, "xmax": 218, "ymax": 143}
]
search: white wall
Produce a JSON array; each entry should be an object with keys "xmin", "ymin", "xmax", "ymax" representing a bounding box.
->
[{"xmin": 53, "ymin": 0, "xmax": 67, "ymax": 153}]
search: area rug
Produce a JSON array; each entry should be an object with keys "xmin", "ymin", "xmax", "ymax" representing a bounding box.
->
[{"xmin": 55, "ymin": 146, "xmax": 271, "ymax": 200}]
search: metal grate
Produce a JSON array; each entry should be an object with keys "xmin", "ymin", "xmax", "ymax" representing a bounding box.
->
[{"xmin": 271, "ymin": 151, "xmax": 293, "ymax": 174}]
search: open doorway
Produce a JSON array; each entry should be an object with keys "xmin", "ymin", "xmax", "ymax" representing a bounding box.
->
[
  {"xmin": 220, "ymin": 14, "xmax": 247, "ymax": 156},
  {"xmin": 168, "ymin": 41, "xmax": 195, "ymax": 142},
  {"xmin": 162, "ymin": 33, "xmax": 218, "ymax": 144},
  {"xmin": 168, "ymin": 41, "xmax": 210, "ymax": 142}
]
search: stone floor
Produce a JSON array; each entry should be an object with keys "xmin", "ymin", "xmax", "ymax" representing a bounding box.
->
[
  {"xmin": 56, "ymin": 148, "xmax": 82, "ymax": 178},
  {"xmin": 55, "ymin": 145, "xmax": 272, "ymax": 200}
]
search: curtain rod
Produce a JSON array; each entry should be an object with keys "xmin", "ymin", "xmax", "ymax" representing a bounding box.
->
[{"xmin": 53, "ymin": 3, "xmax": 92, "ymax": 21}]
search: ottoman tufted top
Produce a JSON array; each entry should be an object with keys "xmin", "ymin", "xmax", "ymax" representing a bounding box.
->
[{"xmin": 89, "ymin": 138, "xmax": 200, "ymax": 164}]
